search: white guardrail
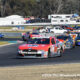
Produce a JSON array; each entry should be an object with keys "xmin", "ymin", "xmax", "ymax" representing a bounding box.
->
[
  {"xmin": 0, "ymin": 22, "xmax": 80, "ymax": 27},
  {"xmin": 0, "ymin": 23, "xmax": 51, "ymax": 27}
]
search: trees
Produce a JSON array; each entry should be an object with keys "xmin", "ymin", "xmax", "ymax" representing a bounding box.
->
[
  {"xmin": 47, "ymin": 0, "xmax": 63, "ymax": 14},
  {"xmin": 0, "ymin": 0, "xmax": 80, "ymax": 18}
]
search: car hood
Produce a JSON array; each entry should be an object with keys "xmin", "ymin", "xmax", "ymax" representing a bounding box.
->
[{"xmin": 19, "ymin": 44, "xmax": 50, "ymax": 51}]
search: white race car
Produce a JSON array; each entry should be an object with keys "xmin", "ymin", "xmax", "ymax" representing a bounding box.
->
[{"xmin": 50, "ymin": 26, "xmax": 67, "ymax": 34}]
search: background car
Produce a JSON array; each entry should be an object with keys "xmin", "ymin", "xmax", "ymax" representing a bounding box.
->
[
  {"xmin": 73, "ymin": 26, "xmax": 80, "ymax": 32},
  {"xmin": 57, "ymin": 35, "xmax": 75, "ymax": 49},
  {"xmin": 0, "ymin": 33, "xmax": 4, "ymax": 38},
  {"xmin": 29, "ymin": 32, "xmax": 43, "ymax": 39},
  {"xmin": 50, "ymin": 26, "xmax": 67, "ymax": 33},
  {"xmin": 75, "ymin": 36, "xmax": 80, "ymax": 46},
  {"xmin": 61, "ymin": 25, "xmax": 74, "ymax": 31},
  {"xmin": 39, "ymin": 26, "xmax": 52, "ymax": 33},
  {"xmin": 22, "ymin": 32, "xmax": 30, "ymax": 41},
  {"xmin": 69, "ymin": 32, "xmax": 77, "ymax": 45}
]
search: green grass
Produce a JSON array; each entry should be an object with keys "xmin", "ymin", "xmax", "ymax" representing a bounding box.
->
[
  {"xmin": 5, "ymin": 36, "xmax": 21, "ymax": 38},
  {"xmin": 0, "ymin": 30, "xmax": 32, "ymax": 33},
  {"xmin": 0, "ymin": 41, "xmax": 9, "ymax": 45},
  {"xmin": 2, "ymin": 31, "xmax": 28, "ymax": 33},
  {"xmin": 0, "ymin": 27, "xmax": 12, "ymax": 29},
  {"xmin": 24, "ymin": 26, "xmax": 40, "ymax": 29},
  {"xmin": 0, "ymin": 26, "xmax": 41, "ymax": 33},
  {"xmin": 0, "ymin": 26, "xmax": 39, "ymax": 29}
]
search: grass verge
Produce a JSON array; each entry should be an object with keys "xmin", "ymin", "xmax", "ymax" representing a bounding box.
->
[
  {"xmin": 0, "ymin": 41, "xmax": 9, "ymax": 45},
  {"xmin": 5, "ymin": 36, "xmax": 21, "ymax": 38},
  {"xmin": 0, "ymin": 26, "xmax": 39, "ymax": 29},
  {"xmin": 0, "ymin": 63, "xmax": 80, "ymax": 80}
]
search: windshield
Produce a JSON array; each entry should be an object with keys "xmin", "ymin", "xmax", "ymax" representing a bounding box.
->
[
  {"xmin": 27, "ymin": 38, "xmax": 50, "ymax": 44},
  {"xmin": 57, "ymin": 36, "xmax": 70, "ymax": 40},
  {"xmin": 32, "ymin": 33, "xmax": 39, "ymax": 35}
]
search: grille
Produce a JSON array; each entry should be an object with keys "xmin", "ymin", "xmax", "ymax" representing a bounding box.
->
[
  {"xmin": 25, "ymin": 54, "xmax": 41, "ymax": 57},
  {"xmin": 23, "ymin": 49, "xmax": 37, "ymax": 52}
]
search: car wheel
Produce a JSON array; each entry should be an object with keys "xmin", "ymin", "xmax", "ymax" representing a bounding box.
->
[
  {"xmin": 72, "ymin": 44, "xmax": 75, "ymax": 49},
  {"xmin": 58, "ymin": 48, "xmax": 63, "ymax": 57},
  {"xmin": 48, "ymin": 48, "xmax": 51, "ymax": 58},
  {"xmin": 22, "ymin": 36, "xmax": 26, "ymax": 41}
]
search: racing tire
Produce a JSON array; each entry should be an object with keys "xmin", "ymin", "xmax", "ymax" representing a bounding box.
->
[
  {"xmin": 58, "ymin": 48, "xmax": 63, "ymax": 57},
  {"xmin": 48, "ymin": 48, "xmax": 51, "ymax": 58},
  {"xmin": 22, "ymin": 36, "xmax": 26, "ymax": 41},
  {"xmin": 72, "ymin": 44, "xmax": 75, "ymax": 48},
  {"xmin": 72, "ymin": 45, "xmax": 75, "ymax": 48}
]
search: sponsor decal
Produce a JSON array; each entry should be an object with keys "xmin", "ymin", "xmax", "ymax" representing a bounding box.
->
[
  {"xmin": 51, "ymin": 46, "xmax": 54, "ymax": 52},
  {"xmin": 28, "ymin": 45, "xmax": 32, "ymax": 47},
  {"xmin": 54, "ymin": 46, "xmax": 57, "ymax": 53},
  {"xmin": 28, "ymin": 44, "xmax": 38, "ymax": 47},
  {"xmin": 41, "ymin": 45, "xmax": 45, "ymax": 47}
]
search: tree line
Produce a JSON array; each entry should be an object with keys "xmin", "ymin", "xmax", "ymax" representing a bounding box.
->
[{"xmin": 0, "ymin": 0, "xmax": 80, "ymax": 18}]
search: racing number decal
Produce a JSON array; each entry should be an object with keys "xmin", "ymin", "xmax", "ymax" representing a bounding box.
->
[
  {"xmin": 54, "ymin": 45, "xmax": 57, "ymax": 53},
  {"xmin": 51, "ymin": 38, "xmax": 57, "ymax": 53},
  {"xmin": 50, "ymin": 45, "xmax": 57, "ymax": 53}
]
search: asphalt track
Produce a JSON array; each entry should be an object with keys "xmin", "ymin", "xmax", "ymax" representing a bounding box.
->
[{"xmin": 0, "ymin": 43, "xmax": 80, "ymax": 67}]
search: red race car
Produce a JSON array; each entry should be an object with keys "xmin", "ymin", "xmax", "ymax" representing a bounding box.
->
[
  {"xmin": 22, "ymin": 32, "xmax": 43, "ymax": 41},
  {"xmin": 30, "ymin": 32, "xmax": 43, "ymax": 38},
  {"xmin": 17, "ymin": 36, "xmax": 65, "ymax": 58},
  {"xmin": 62, "ymin": 25, "xmax": 74, "ymax": 31}
]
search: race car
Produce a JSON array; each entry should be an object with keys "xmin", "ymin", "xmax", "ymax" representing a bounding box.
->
[
  {"xmin": 69, "ymin": 32, "xmax": 77, "ymax": 45},
  {"xmin": 0, "ymin": 33, "xmax": 4, "ymax": 38},
  {"xmin": 39, "ymin": 26, "xmax": 52, "ymax": 33},
  {"xmin": 57, "ymin": 35, "xmax": 75, "ymax": 49},
  {"xmin": 75, "ymin": 36, "xmax": 80, "ymax": 46},
  {"xmin": 22, "ymin": 32, "xmax": 43, "ymax": 41},
  {"xmin": 17, "ymin": 37, "xmax": 65, "ymax": 58},
  {"xmin": 76, "ymin": 32, "xmax": 80, "ymax": 37},
  {"xmin": 50, "ymin": 26, "xmax": 67, "ymax": 33},
  {"xmin": 22, "ymin": 32, "xmax": 30, "ymax": 41},
  {"xmin": 71, "ymin": 26, "xmax": 80, "ymax": 33},
  {"xmin": 61, "ymin": 25, "xmax": 74, "ymax": 31},
  {"xmin": 69, "ymin": 32, "xmax": 77, "ymax": 39},
  {"xmin": 29, "ymin": 32, "xmax": 43, "ymax": 39}
]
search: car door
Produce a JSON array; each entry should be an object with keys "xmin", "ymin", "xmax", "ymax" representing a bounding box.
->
[{"xmin": 51, "ymin": 38, "xmax": 57, "ymax": 54}]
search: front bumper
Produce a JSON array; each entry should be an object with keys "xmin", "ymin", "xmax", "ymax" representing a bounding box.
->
[{"xmin": 17, "ymin": 50, "xmax": 48, "ymax": 58}]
